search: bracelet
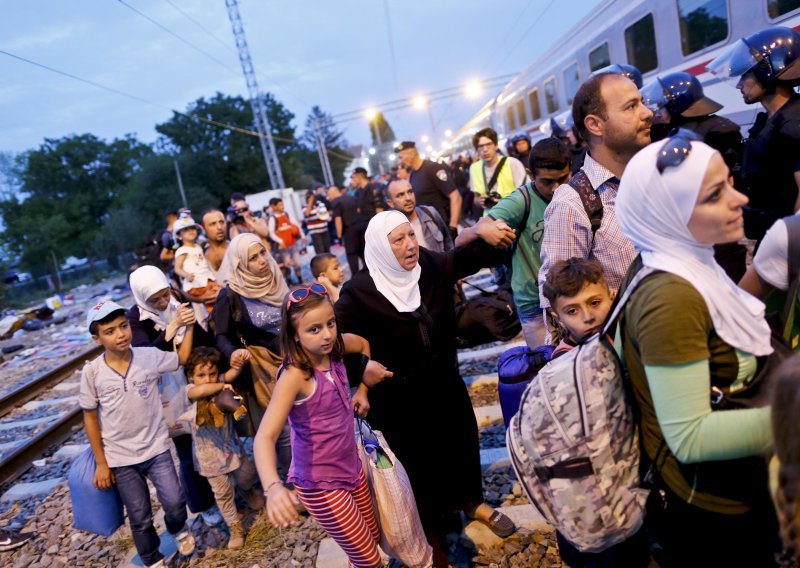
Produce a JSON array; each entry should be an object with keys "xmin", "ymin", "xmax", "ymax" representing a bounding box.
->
[{"xmin": 264, "ymin": 480, "xmax": 283, "ymax": 496}]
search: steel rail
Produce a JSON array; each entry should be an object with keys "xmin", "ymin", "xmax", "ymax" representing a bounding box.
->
[
  {"xmin": 0, "ymin": 407, "xmax": 83, "ymax": 485},
  {"xmin": 0, "ymin": 345, "xmax": 103, "ymax": 419}
]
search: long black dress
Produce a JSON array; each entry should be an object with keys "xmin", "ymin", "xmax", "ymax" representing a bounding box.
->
[{"xmin": 335, "ymin": 240, "xmax": 500, "ymax": 533}]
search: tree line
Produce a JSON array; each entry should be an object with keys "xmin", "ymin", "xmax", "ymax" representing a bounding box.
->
[{"xmin": 0, "ymin": 93, "xmax": 353, "ymax": 284}]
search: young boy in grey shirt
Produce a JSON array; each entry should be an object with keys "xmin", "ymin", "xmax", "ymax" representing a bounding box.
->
[{"xmin": 79, "ymin": 300, "xmax": 196, "ymax": 568}]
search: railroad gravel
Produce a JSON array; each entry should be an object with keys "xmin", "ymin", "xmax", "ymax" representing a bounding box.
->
[
  {"xmin": 483, "ymin": 465, "xmax": 530, "ymax": 509},
  {"xmin": 471, "ymin": 528, "xmax": 564, "ymax": 567},
  {"xmin": 470, "ymin": 380, "xmax": 499, "ymax": 407}
]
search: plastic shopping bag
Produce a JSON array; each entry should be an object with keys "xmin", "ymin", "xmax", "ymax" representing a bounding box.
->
[
  {"xmin": 159, "ymin": 367, "xmax": 191, "ymax": 437},
  {"xmin": 68, "ymin": 448, "xmax": 125, "ymax": 536},
  {"xmin": 356, "ymin": 419, "xmax": 433, "ymax": 568}
]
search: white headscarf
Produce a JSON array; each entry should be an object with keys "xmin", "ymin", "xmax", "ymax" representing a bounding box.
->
[
  {"xmin": 129, "ymin": 265, "xmax": 187, "ymax": 343},
  {"xmin": 364, "ymin": 210, "xmax": 422, "ymax": 313},
  {"xmin": 617, "ymin": 139, "xmax": 772, "ymax": 356}
]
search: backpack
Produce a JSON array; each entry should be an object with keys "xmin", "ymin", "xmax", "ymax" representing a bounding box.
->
[
  {"xmin": 497, "ymin": 344, "xmax": 554, "ymax": 428},
  {"xmin": 455, "ymin": 281, "xmax": 521, "ymax": 348},
  {"xmin": 506, "ymin": 267, "xmax": 653, "ymax": 553}
]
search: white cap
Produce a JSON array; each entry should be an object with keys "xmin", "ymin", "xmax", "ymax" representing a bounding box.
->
[
  {"xmin": 173, "ymin": 217, "xmax": 201, "ymax": 240},
  {"xmin": 87, "ymin": 300, "xmax": 126, "ymax": 329}
]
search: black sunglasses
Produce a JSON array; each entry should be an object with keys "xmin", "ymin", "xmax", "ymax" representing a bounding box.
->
[{"xmin": 656, "ymin": 128, "xmax": 702, "ymax": 174}]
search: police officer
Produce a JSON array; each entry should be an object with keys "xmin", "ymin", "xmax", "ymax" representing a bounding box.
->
[
  {"xmin": 540, "ymin": 110, "xmax": 586, "ymax": 174},
  {"xmin": 642, "ymin": 71, "xmax": 747, "ymax": 280},
  {"xmin": 509, "ymin": 133, "xmax": 532, "ymax": 165},
  {"xmin": 708, "ymin": 25, "xmax": 800, "ymax": 242},
  {"xmin": 396, "ymin": 141, "xmax": 462, "ymax": 237}
]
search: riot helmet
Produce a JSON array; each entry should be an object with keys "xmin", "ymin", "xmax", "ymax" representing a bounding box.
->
[
  {"xmin": 707, "ymin": 26, "xmax": 800, "ymax": 88},
  {"xmin": 640, "ymin": 72, "xmax": 723, "ymax": 123},
  {"xmin": 511, "ymin": 133, "xmax": 531, "ymax": 153},
  {"xmin": 539, "ymin": 110, "xmax": 574, "ymax": 139},
  {"xmin": 591, "ymin": 63, "xmax": 643, "ymax": 89}
]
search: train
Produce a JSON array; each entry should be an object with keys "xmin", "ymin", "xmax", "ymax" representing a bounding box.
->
[{"xmin": 448, "ymin": 0, "xmax": 800, "ymax": 155}]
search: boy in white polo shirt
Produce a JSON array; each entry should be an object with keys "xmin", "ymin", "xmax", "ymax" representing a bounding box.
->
[{"xmin": 79, "ymin": 300, "xmax": 196, "ymax": 568}]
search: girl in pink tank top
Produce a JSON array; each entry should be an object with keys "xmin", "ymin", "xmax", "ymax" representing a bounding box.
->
[{"xmin": 253, "ymin": 284, "xmax": 382, "ymax": 568}]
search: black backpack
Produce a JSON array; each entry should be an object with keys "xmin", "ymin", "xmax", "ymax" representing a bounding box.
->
[{"xmin": 455, "ymin": 281, "xmax": 522, "ymax": 348}]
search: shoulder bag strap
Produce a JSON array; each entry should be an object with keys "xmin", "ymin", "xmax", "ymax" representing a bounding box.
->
[
  {"xmin": 567, "ymin": 170, "xmax": 604, "ymax": 237},
  {"xmin": 483, "ymin": 157, "xmax": 508, "ymax": 192}
]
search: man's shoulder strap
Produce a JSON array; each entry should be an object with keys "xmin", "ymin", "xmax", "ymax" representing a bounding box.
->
[
  {"xmin": 485, "ymin": 156, "xmax": 508, "ymax": 191},
  {"xmin": 567, "ymin": 169, "xmax": 604, "ymax": 236},
  {"xmin": 784, "ymin": 215, "xmax": 800, "ymax": 285}
]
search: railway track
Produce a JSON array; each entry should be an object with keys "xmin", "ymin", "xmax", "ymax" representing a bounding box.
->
[{"xmin": 0, "ymin": 345, "xmax": 102, "ymax": 484}]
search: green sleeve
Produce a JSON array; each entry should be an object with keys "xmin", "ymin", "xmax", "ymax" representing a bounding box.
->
[
  {"xmin": 488, "ymin": 190, "xmax": 524, "ymax": 229},
  {"xmin": 644, "ymin": 361, "xmax": 772, "ymax": 464}
]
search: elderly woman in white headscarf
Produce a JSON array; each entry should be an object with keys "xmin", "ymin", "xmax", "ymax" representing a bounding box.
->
[
  {"xmin": 334, "ymin": 210, "xmax": 514, "ymax": 565},
  {"xmin": 615, "ymin": 136, "xmax": 780, "ymax": 566},
  {"xmin": 127, "ymin": 265, "xmax": 221, "ymax": 524}
]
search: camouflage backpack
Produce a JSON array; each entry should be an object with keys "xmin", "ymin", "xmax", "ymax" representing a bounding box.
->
[{"xmin": 506, "ymin": 268, "xmax": 653, "ymax": 553}]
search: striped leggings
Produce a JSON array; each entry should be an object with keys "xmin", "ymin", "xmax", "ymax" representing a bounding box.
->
[{"xmin": 295, "ymin": 471, "xmax": 382, "ymax": 568}]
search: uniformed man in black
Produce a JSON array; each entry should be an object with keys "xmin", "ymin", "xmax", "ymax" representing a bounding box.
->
[
  {"xmin": 708, "ymin": 26, "xmax": 800, "ymax": 243},
  {"xmin": 349, "ymin": 167, "xmax": 383, "ymax": 220},
  {"xmin": 328, "ymin": 184, "xmax": 367, "ymax": 275},
  {"xmin": 396, "ymin": 141, "xmax": 462, "ymax": 238}
]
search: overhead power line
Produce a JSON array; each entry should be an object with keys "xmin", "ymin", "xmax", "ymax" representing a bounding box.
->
[
  {"xmin": 0, "ymin": 48, "xmax": 353, "ymax": 161},
  {"xmin": 116, "ymin": 0, "xmax": 241, "ymax": 78}
]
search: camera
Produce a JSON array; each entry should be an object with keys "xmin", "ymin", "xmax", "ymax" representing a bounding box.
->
[
  {"xmin": 483, "ymin": 190, "xmax": 503, "ymax": 209},
  {"xmin": 226, "ymin": 204, "xmax": 249, "ymax": 225}
]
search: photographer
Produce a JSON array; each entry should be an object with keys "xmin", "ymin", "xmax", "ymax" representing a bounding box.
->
[
  {"xmin": 227, "ymin": 198, "xmax": 270, "ymax": 242},
  {"xmin": 468, "ymin": 127, "xmax": 528, "ymax": 212}
]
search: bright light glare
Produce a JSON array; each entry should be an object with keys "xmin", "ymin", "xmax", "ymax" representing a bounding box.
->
[
  {"xmin": 412, "ymin": 95, "xmax": 428, "ymax": 109},
  {"xmin": 442, "ymin": 142, "xmax": 452, "ymax": 149},
  {"xmin": 465, "ymin": 80, "xmax": 483, "ymax": 98},
  {"xmin": 364, "ymin": 108, "xmax": 378, "ymax": 120},
  {"xmin": 368, "ymin": 147, "xmax": 377, "ymax": 155},
  {"xmin": 420, "ymin": 153, "xmax": 427, "ymax": 160},
  {"xmin": 425, "ymin": 145, "xmax": 433, "ymax": 152},
  {"xmin": 389, "ymin": 154, "xmax": 396, "ymax": 161},
  {"xmin": 444, "ymin": 129, "xmax": 453, "ymax": 138},
  {"xmin": 421, "ymin": 135, "xmax": 429, "ymax": 143}
]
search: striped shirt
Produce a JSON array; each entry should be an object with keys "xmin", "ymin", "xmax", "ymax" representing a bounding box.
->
[
  {"xmin": 538, "ymin": 153, "xmax": 636, "ymax": 308},
  {"xmin": 304, "ymin": 203, "xmax": 330, "ymax": 235}
]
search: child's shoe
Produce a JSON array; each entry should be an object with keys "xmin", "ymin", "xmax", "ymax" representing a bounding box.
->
[
  {"xmin": 175, "ymin": 529, "xmax": 196, "ymax": 556},
  {"xmin": 227, "ymin": 522, "xmax": 245, "ymax": 549}
]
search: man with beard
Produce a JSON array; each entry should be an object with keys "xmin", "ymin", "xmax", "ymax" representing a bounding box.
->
[
  {"xmin": 538, "ymin": 72, "xmax": 653, "ymax": 312},
  {"xmin": 384, "ymin": 179, "xmax": 453, "ymax": 253},
  {"xmin": 708, "ymin": 26, "xmax": 800, "ymax": 243},
  {"xmin": 201, "ymin": 209, "xmax": 229, "ymax": 283}
]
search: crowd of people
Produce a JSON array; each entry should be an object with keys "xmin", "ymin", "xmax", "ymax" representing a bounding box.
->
[{"xmin": 57, "ymin": 23, "xmax": 800, "ymax": 568}]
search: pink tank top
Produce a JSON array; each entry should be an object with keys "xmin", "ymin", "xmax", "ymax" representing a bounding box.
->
[{"xmin": 285, "ymin": 359, "xmax": 361, "ymax": 491}]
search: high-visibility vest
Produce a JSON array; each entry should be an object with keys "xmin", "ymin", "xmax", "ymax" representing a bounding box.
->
[{"xmin": 470, "ymin": 158, "xmax": 517, "ymax": 198}]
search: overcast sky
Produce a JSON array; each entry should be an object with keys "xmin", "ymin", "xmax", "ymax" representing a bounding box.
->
[{"xmin": 0, "ymin": 0, "xmax": 603, "ymax": 157}]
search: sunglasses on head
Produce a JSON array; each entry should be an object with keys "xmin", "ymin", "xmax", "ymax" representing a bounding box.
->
[
  {"xmin": 286, "ymin": 283, "xmax": 328, "ymax": 311},
  {"xmin": 656, "ymin": 128, "xmax": 702, "ymax": 174}
]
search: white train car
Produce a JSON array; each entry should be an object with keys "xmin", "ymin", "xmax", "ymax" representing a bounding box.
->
[{"xmin": 449, "ymin": 0, "xmax": 800, "ymax": 155}]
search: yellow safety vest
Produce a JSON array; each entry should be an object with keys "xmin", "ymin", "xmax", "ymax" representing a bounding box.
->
[{"xmin": 470, "ymin": 158, "xmax": 517, "ymax": 198}]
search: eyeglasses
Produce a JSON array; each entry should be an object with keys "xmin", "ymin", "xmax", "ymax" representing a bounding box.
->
[
  {"xmin": 476, "ymin": 142, "xmax": 495, "ymax": 150},
  {"xmin": 286, "ymin": 283, "xmax": 328, "ymax": 311},
  {"xmin": 656, "ymin": 128, "xmax": 702, "ymax": 174}
]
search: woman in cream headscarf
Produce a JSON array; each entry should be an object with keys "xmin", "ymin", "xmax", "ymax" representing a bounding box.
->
[
  {"xmin": 615, "ymin": 136, "xmax": 779, "ymax": 566},
  {"xmin": 335, "ymin": 210, "xmax": 514, "ymax": 566},
  {"xmin": 127, "ymin": 265, "xmax": 221, "ymax": 524}
]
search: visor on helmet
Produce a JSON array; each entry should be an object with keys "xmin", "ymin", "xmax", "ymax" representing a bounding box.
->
[
  {"xmin": 640, "ymin": 78, "xmax": 669, "ymax": 113},
  {"xmin": 707, "ymin": 38, "xmax": 763, "ymax": 86}
]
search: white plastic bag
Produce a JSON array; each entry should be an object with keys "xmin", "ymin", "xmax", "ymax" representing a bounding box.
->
[
  {"xmin": 357, "ymin": 421, "xmax": 433, "ymax": 568},
  {"xmin": 159, "ymin": 367, "xmax": 191, "ymax": 437}
]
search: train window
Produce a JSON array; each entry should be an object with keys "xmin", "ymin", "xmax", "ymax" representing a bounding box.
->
[
  {"xmin": 544, "ymin": 77, "xmax": 559, "ymax": 114},
  {"xmin": 506, "ymin": 105, "xmax": 517, "ymax": 131},
  {"xmin": 624, "ymin": 14, "xmax": 658, "ymax": 73},
  {"xmin": 516, "ymin": 99, "xmax": 528, "ymax": 126},
  {"xmin": 589, "ymin": 43, "xmax": 611, "ymax": 71},
  {"xmin": 564, "ymin": 62, "xmax": 580, "ymax": 105},
  {"xmin": 768, "ymin": 0, "xmax": 800, "ymax": 18},
  {"xmin": 528, "ymin": 88, "xmax": 542, "ymax": 121},
  {"xmin": 677, "ymin": 0, "xmax": 729, "ymax": 55}
]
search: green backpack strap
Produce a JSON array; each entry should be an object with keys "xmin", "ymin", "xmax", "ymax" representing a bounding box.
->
[{"xmin": 781, "ymin": 215, "xmax": 800, "ymax": 342}]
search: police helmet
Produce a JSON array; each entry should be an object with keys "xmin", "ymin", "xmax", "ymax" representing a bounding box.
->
[
  {"xmin": 640, "ymin": 72, "xmax": 723, "ymax": 120},
  {"xmin": 511, "ymin": 133, "xmax": 531, "ymax": 146},
  {"xmin": 591, "ymin": 63, "xmax": 643, "ymax": 89},
  {"xmin": 707, "ymin": 26, "xmax": 800, "ymax": 87},
  {"xmin": 539, "ymin": 110, "xmax": 575, "ymax": 139}
]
